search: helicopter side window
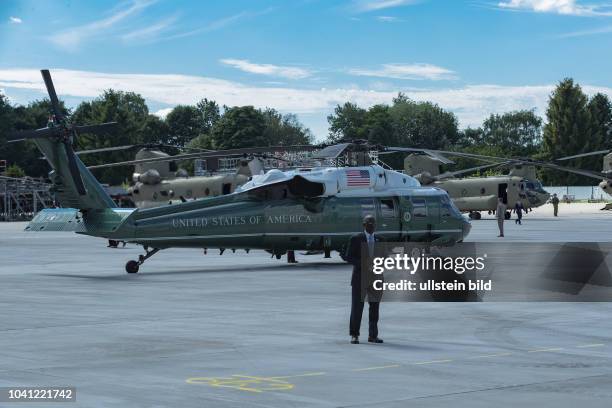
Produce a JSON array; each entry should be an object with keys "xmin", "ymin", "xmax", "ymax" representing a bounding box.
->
[
  {"xmin": 379, "ymin": 199, "xmax": 396, "ymax": 218},
  {"xmin": 412, "ymin": 199, "xmax": 427, "ymax": 218},
  {"xmin": 360, "ymin": 198, "xmax": 376, "ymax": 217}
]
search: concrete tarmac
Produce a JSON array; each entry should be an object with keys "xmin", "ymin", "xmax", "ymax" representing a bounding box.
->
[{"xmin": 1, "ymin": 216, "xmax": 612, "ymax": 407}]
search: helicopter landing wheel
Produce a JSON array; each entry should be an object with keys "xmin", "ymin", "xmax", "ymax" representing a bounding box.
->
[
  {"xmin": 125, "ymin": 260, "xmax": 139, "ymax": 274},
  {"xmin": 468, "ymin": 211, "xmax": 481, "ymax": 220},
  {"xmin": 124, "ymin": 247, "xmax": 161, "ymax": 273}
]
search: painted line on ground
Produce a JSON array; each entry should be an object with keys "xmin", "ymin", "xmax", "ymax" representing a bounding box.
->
[{"xmin": 186, "ymin": 343, "xmax": 608, "ymax": 393}]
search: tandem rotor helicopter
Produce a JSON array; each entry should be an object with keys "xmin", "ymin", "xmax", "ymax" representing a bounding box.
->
[
  {"xmin": 83, "ymin": 144, "xmax": 316, "ymax": 209},
  {"xmin": 402, "ymin": 153, "xmax": 550, "ymax": 219},
  {"xmin": 7, "ymin": 70, "xmax": 472, "ymax": 273}
]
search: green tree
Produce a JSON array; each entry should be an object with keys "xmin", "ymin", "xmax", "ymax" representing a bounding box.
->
[
  {"xmin": 541, "ymin": 78, "xmax": 592, "ymax": 185},
  {"xmin": 327, "ymin": 102, "xmax": 367, "ymax": 142},
  {"xmin": 197, "ymin": 98, "xmax": 221, "ymax": 134},
  {"xmin": 5, "ymin": 163, "xmax": 25, "ymax": 178},
  {"xmin": 141, "ymin": 114, "xmax": 170, "ymax": 145},
  {"xmin": 588, "ymin": 93, "xmax": 612, "ymax": 150},
  {"xmin": 165, "ymin": 105, "xmax": 205, "ymax": 147},
  {"xmin": 362, "ymin": 104, "xmax": 397, "ymax": 146},
  {"xmin": 480, "ymin": 110, "xmax": 542, "ymax": 157},
  {"xmin": 389, "ymin": 94, "xmax": 459, "ymax": 149},
  {"xmin": 262, "ymin": 108, "xmax": 313, "ymax": 146},
  {"xmin": 72, "ymin": 90, "xmax": 150, "ymax": 185},
  {"xmin": 210, "ymin": 106, "xmax": 267, "ymax": 149}
]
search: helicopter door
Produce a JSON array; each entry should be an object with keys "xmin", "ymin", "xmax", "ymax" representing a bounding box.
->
[
  {"xmin": 498, "ymin": 183, "xmax": 508, "ymax": 204},
  {"xmin": 222, "ymin": 183, "xmax": 232, "ymax": 195},
  {"xmin": 377, "ymin": 198, "xmax": 400, "ymax": 240}
]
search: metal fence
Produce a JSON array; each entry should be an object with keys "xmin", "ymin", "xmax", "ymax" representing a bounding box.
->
[
  {"xmin": 0, "ymin": 176, "xmax": 55, "ymax": 221},
  {"xmin": 544, "ymin": 186, "xmax": 612, "ymax": 201}
]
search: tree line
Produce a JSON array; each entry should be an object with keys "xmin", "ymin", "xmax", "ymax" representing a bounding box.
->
[{"xmin": 1, "ymin": 77, "xmax": 610, "ymax": 186}]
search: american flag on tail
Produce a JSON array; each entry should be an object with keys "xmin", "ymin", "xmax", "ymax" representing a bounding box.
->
[{"xmin": 345, "ymin": 169, "xmax": 370, "ymax": 186}]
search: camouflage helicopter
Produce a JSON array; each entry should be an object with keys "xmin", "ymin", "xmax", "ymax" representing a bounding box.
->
[
  {"xmin": 396, "ymin": 148, "xmax": 612, "ymax": 209},
  {"xmin": 401, "ymin": 153, "xmax": 550, "ymax": 219},
  {"xmin": 86, "ymin": 144, "xmax": 317, "ymax": 209},
  {"xmin": 79, "ymin": 145, "xmax": 279, "ymax": 208},
  {"xmin": 8, "ymin": 71, "xmax": 471, "ymax": 274}
]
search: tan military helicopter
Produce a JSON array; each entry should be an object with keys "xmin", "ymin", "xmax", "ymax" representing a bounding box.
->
[
  {"xmin": 85, "ymin": 146, "xmax": 305, "ymax": 208},
  {"xmin": 401, "ymin": 153, "xmax": 550, "ymax": 219},
  {"xmin": 394, "ymin": 148, "xmax": 612, "ymax": 216}
]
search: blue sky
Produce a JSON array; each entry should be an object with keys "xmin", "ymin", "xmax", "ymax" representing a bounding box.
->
[{"xmin": 1, "ymin": 0, "xmax": 612, "ymax": 140}]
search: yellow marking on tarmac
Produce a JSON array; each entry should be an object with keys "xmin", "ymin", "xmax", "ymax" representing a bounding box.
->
[
  {"xmin": 576, "ymin": 343, "xmax": 605, "ymax": 348},
  {"xmin": 527, "ymin": 347, "xmax": 564, "ymax": 353},
  {"xmin": 412, "ymin": 359, "xmax": 453, "ymax": 365},
  {"xmin": 352, "ymin": 364, "xmax": 401, "ymax": 372},
  {"xmin": 187, "ymin": 343, "xmax": 603, "ymax": 393},
  {"xmin": 186, "ymin": 375, "xmax": 294, "ymax": 393},
  {"xmin": 474, "ymin": 352, "xmax": 513, "ymax": 358}
]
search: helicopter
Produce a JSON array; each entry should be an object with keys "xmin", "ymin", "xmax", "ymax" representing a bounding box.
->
[
  {"xmin": 85, "ymin": 145, "xmax": 317, "ymax": 209},
  {"xmin": 7, "ymin": 70, "xmax": 471, "ymax": 274},
  {"xmin": 402, "ymin": 153, "xmax": 550, "ymax": 219}
]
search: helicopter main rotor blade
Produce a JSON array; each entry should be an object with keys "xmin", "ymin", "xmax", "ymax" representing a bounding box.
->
[
  {"xmin": 7, "ymin": 126, "xmax": 63, "ymax": 142},
  {"xmin": 435, "ymin": 161, "xmax": 511, "ymax": 180},
  {"xmin": 383, "ymin": 147, "xmax": 455, "ymax": 165},
  {"xmin": 86, "ymin": 145, "xmax": 316, "ymax": 170},
  {"xmin": 75, "ymin": 145, "xmax": 139, "ymax": 155},
  {"xmin": 75, "ymin": 122, "xmax": 118, "ymax": 135},
  {"xmin": 41, "ymin": 69, "xmax": 64, "ymax": 121},
  {"xmin": 556, "ymin": 150, "xmax": 612, "ymax": 161}
]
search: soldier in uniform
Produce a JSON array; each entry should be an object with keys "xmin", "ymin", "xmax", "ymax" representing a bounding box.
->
[
  {"xmin": 496, "ymin": 197, "xmax": 506, "ymax": 237},
  {"xmin": 551, "ymin": 193, "xmax": 560, "ymax": 217},
  {"xmin": 345, "ymin": 215, "xmax": 384, "ymax": 345}
]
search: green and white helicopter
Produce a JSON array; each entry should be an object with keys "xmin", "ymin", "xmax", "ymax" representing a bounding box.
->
[{"xmin": 7, "ymin": 71, "xmax": 472, "ymax": 273}]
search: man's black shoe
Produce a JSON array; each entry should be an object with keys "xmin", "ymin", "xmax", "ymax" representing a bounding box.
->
[
  {"xmin": 368, "ymin": 337, "xmax": 383, "ymax": 343},
  {"xmin": 351, "ymin": 336, "xmax": 359, "ymax": 344}
]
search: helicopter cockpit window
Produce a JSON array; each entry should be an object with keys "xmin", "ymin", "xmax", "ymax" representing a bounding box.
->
[
  {"xmin": 380, "ymin": 199, "xmax": 396, "ymax": 218},
  {"xmin": 440, "ymin": 195, "xmax": 462, "ymax": 218},
  {"xmin": 412, "ymin": 199, "xmax": 427, "ymax": 218}
]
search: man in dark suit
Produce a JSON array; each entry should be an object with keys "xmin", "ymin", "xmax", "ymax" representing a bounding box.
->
[{"xmin": 345, "ymin": 214, "xmax": 383, "ymax": 344}]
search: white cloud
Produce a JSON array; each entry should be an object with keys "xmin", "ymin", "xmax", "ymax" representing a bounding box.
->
[
  {"xmin": 49, "ymin": 0, "xmax": 156, "ymax": 51},
  {"xmin": 220, "ymin": 59, "xmax": 312, "ymax": 80},
  {"xmin": 353, "ymin": 0, "xmax": 419, "ymax": 12},
  {"xmin": 376, "ymin": 15, "xmax": 400, "ymax": 22},
  {"xmin": 9, "ymin": 16, "xmax": 22, "ymax": 24},
  {"xmin": 1, "ymin": 68, "xmax": 612, "ymax": 133},
  {"xmin": 498, "ymin": 0, "xmax": 612, "ymax": 16},
  {"xmin": 121, "ymin": 15, "xmax": 178, "ymax": 42},
  {"xmin": 163, "ymin": 7, "xmax": 275, "ymax": 41},
  {"xmin": 558, "ymin": 24, "xmax": 612, "ymax": 37},
  {"xmin": 153, "ymin": 107, "xmax": 173, "ymax": 118},
  {"xmin": 349, "ymin": 63, "xmax": 457, "ymax": 80}
]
